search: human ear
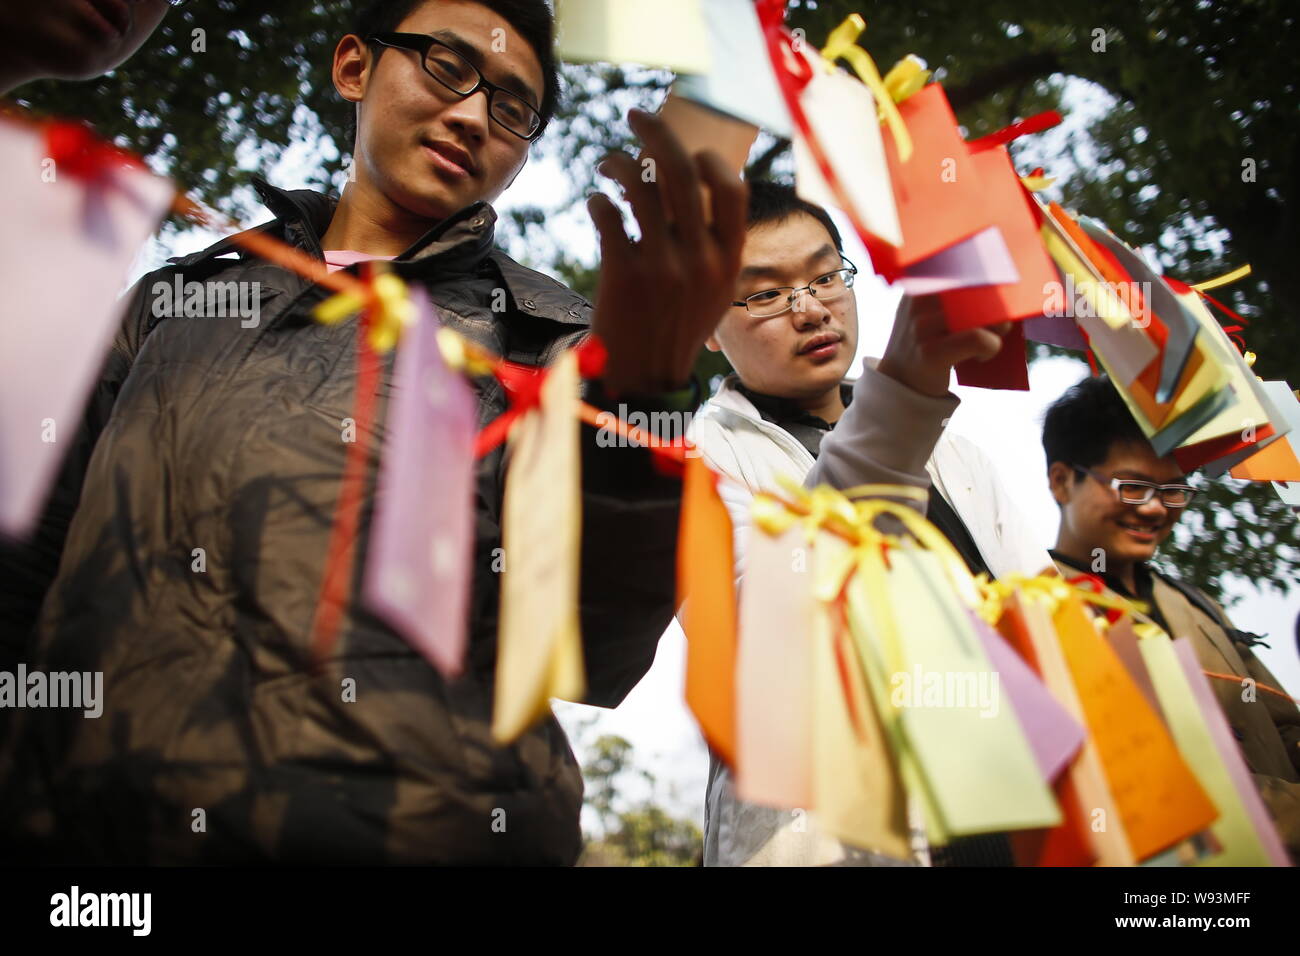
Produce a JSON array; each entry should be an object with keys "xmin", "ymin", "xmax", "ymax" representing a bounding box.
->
[
  {"xmin": 1047, "ymin": 461, "xmax": 1075, "ymax": 506},
  {"xmin": 332, "ymin": 34, "xmax": 370, "ymax": 106}
]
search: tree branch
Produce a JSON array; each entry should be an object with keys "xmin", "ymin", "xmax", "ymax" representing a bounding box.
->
[{"xmin": 945, "ymin": 52, "xmax": 1064, "ymax": 111}]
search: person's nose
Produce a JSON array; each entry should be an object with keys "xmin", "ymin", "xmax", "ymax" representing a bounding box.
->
[
  {"xmin": 1133, "ymin": 494, "xmax": 1169, "ymax": 523},
  {"xmin": 439, "ymin": 90, "xmax": 491, "ymax": 145},
  {"xmin": 790, "ymin": 288, "xmax": 832, "ymax": 330}
]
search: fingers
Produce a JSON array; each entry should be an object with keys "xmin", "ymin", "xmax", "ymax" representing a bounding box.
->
[
  {"xmin": 586, "ymin": 192, "xmax": 631, "ymax": 260},
  {"xmin": 629, "ymin": 108, "xmax": 705, "ymax": 243},
  {"xmin": 597, "ymin": 151, "xmax": 667, "ymax": 248},
  {"xmin": 696, "ymin": 149, "xmax": 748, "ymax": 264},
  {"xmin": 924, "ymin": 326, "xmax": 1006, "ymax": 367}
]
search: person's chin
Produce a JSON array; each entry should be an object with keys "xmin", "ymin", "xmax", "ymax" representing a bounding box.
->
[{"xmin": 1107, "ymin": 527, "xmax": 1161, "ymax": 563}]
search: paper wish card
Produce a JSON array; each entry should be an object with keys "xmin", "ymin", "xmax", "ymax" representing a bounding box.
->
[
  {"xmin": 857, "ymin": 545, "xmax": 1060, "ymax": 837},
  {"xmin": 555, "ymin": 0, "xmax": 711, "ymax": 74},
  {"xmin": 1169, "ymin": 288, "xmax": 1281, "ymax": 470},
  {"xmin": 1080, "ymin": 218, "xmax": 1200, "ymax": 404},
  {"xmin": 940, "ymin": 147, "xmax": 1060, "ymax": 330},
  {"xmin": 363, "ymin": 293, "xmax": 478, "ymax": 678},
  {"xmin": 1053, "ymin": 593, "xmax": 1218, "ymax": 861},
  {"xmin": 0, "ymin": 118, "xmax": 175, "ymax": 537},
  {"xmin": 1139, "ymin": 632, "xmax": 1289, "ymax": 866},
  {"xmin": 1037, "ymin": 216, "xmax": 1158, "ymax": 388},
  {"xmin": 860, "ymin": 84, "xmax": 989, "ymax": 279},
  {"xmin": 492, "ymin": 349, "xmax": 585, "ymax": 743},
  {"xmin": 679, "ymin": 454, "xmax": 739, "ymax": 767},
  {"xmin": 794, "ymin": 63, "xmax": 901, "ymax": 248},
  {"xmin": 735, "ymin": 523, "xmax": 814, "ymax": 809},
  {"xmin": 895, "ymin": 226, "xmax": 1018, "ymax": 297},
  {"xmin": 972, "ymin": 609, "xmax": 1084, "ymax": 782},
  {"xmin": 1231, "ymin": 383, "xmax": 1300, "ymax": 482},
  {"xmin": 810, "ymin": 533, "xmax": 911, "ymax": 858},
  {"xmin": 672, "ymin": 0, "xmax": 791, "ymax": 136}
]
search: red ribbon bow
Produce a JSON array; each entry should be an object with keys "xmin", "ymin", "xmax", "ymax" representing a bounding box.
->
[{"xmin": 43, "ymin": 120, "xmax": 144, "ymax": 184}]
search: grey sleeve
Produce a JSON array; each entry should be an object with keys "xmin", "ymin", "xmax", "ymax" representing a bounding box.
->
[{"xmin": 805, "ymin": 361, "xmax": 959, "ymax": 495}]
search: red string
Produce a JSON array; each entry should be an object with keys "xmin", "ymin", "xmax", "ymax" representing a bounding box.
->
[
  {"xmin": 756, "ymin": 0, "xmax": 880, "ymax": 253},
  {"xmin": 473, "ymin": 335, "xmax": 610, "ymax": 458},
  {"xmin": 968, "ymin": 111, "xmax": 1063, "ymax": 151},
  {"xmin": 309, "ymin": 270, "xmax": 383, "ymax": 666}
]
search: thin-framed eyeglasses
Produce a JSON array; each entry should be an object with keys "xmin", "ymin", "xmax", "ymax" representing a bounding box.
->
[
  {"xmin": 366, "ymin": 32, "xmax": 543, "ymax": 141},
  {"xmin": 1073, "ymin": 465, "xmax": 1197, "ymax": 507},
  {"xmin": 731, "ymin": 258, "xmax": 858, "ymax": 318}
]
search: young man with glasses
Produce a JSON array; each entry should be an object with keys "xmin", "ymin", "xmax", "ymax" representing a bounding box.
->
[
  {"xmin": 692, "ymin": 181, "xmax": 1053, "ymax": 866},
  {"xmin": 0, "ymin": 0, "xmax": 746, "ymax": 864},
  {"xmin": 1043, "ymin": 375, "xmax": 1300, "ymax": 858}
]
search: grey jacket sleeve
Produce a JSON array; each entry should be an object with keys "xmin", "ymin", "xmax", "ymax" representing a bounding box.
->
[{"xmin": 805, "ymin": 360, "xmax": 959, "ymax": 497}]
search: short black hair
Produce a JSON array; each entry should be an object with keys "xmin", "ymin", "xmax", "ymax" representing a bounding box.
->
[
  {"xmin": 746, "ymin": 180, "xmax": 844, "ymax": 252},
  {"xmin": 1041, "ymin": 374, "xmax": 1152, "ymax": 479},
  {"xmin": 352, "ymin": 0, "xmax": 561, "ymax": 133}
]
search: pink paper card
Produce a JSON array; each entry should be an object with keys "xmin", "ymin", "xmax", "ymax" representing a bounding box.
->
[
  {"xmin": 0, "ymin": 118, "xmax": 175, "ymax": 537},
  {"xmin": 735, "ymin": 524, "xmax": 814, "ymax": 809},
  {"xmin": 894, "ymin": 226, "xmax": 1019, "ymax": 297},
  {"xmin": 970, "ymin": 609, "xmax": 1084, "ymax": 781},
  {"xmin": 364, "ymin": 290, "xmax": 478, "ymax": 677}
]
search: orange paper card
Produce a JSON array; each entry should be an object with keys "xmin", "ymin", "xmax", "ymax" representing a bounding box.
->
[
  {"xmin": 941, "ymin": 147, "xmax": 1061, "ymax": 330},
  {"xmin": 679, "ymin": 455, "xmax": 739, "ymax": 766},
  {"xmin": 1053, "ymin": 594, "xmax": 1218, "ymax": 860},
  {"xmin": 862, "ymin": 84, "xmax": 989, "ymax": 279}
]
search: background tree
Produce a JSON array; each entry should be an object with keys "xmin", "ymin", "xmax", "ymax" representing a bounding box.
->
[
  {"xmin": 569, "ymin": 724, "xmax": 702, "ymax": 866},
  {"xmin": 14, "ymin": 0, "xmax": 1295, "ymax": 602}
]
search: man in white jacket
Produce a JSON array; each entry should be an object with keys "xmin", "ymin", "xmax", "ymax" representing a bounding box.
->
[{"xmin": 691, "ymin": 181, "xmax": 1053, "ymax": 866}]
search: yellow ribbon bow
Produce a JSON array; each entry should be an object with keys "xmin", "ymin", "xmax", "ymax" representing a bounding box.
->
[
  {"xmin": 820, "ymin": 14, "xmax": 915, "ymax": 162},
  {"xmin": 974, "ymin": 572, "xmax": 1147, "ymax": 628},
  {"xmin": 313, "ymin": 266, "xmax": 417, "ymax": 354},
  {"xmin": 436, "ymin": 327, "xmax": 499, "ymax": 377},
  {"xmin": 882, "ymin": 53, "xmax": 930, "ymax": 105}
]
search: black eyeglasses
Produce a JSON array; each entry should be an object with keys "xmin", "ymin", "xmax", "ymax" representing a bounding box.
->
[
  {"xmin": 731, "ymin": 258, "xmax": 858, "ymax": 318},
  {"xmin": 366, "ymin": 32, "xmax": 543, "ymax": 141},
  {"xmin": 1073, "ymin": 465, "xmax": 1197, "ymax": 508}
]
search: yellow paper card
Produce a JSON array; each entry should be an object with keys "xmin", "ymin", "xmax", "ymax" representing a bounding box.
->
[
  {"xmin": 810, "ymin": 533, "xmax": 911, "ymax": 858},
  {"xmin": 492, "ymin": 351, "xmax": 584, "ymax": 742},
  {"xmin": 1138, "ymin": 631, "xmax": 1275, "ymax": 865},
  {"xmin": 1175, "ymin": 289, "xmax": 1274, "ymax": 447},
  {"xmin": 879, "ymin": 547, "xmax": 1060, "ymax": 836},
  {"xmin": 555, "ymin": 0, "xmax": 711, "ymax": 74},
  {"xmin": 844, "ymin": 546, "xmax": 949, "ymax": 845},
  {"xmin": 1041, "ymin": 227, "xmax": 1158, "ymax": 386}
]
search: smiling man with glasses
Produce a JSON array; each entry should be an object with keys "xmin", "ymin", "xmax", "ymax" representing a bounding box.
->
[{"xmin": 1044, "ymin": 375, "xmax": 1300, "ymax": 859}]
